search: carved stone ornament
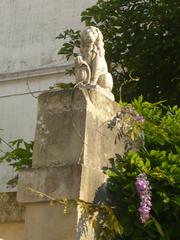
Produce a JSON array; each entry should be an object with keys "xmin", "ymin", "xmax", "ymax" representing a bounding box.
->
[{"xmin": 75, "ymin": 26, "xmax": 114, "ymax": 101}]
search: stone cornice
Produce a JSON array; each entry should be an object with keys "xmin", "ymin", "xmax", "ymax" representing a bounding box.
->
[{"xmin": 0, "ymin": 64, "xmax": 73, "ymax": 83}]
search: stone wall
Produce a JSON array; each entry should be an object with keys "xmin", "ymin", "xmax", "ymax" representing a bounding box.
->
[
  {"xmin": 0, "ymin": 192, "xmax": 25, "ymax": 240},
  {"xmin": 0, "ymin": 223, "xmax": 25, "ymax": 240},
  {"xmin": 0, "ymin": 0, "xmax": 96, "ymax": 73}
]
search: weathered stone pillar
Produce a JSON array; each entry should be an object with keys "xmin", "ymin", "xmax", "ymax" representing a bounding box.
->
[{"xmin": 17, "ymin": 88, "xmax": 130, "ymax": 240}]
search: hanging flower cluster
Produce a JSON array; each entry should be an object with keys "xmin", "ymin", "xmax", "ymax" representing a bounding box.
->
[
  {"xmin": 136, "ymin": 173, "xmax": 152, "ymax": 223},
  {"xmin": 107, "ymin": 106, "xmax": 144, "ymax": 145},
  {"xmin": 108, "ymin": 106, "xmax": 144, "ymax": 133}
]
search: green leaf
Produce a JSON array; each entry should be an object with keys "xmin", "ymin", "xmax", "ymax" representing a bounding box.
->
[
  {"xmin": 105, "ymin": 169, "xmax": 118, "ymax": 177},
  {"xmin": 151, "ymin": 216, "xmax": 164, "ymax": 238}
]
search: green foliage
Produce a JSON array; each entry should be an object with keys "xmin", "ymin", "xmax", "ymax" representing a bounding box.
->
[
  {"xmin": 82, "ymin": 0, "xmax": 180, "ymax": 104},
  {"xmin": 0, "ymin": 139, "xmax": 33, "ymax": 171},
  {"xmin": 132, "ymin": 96, "xmax": 180, "ymax": 151},
  {"xmin": 79, "ymin": 201, "xmax": 124, "ymax": 240},
  {"xmin": 0, "ymin": 139, "xmax": 33, "ymax": 187},
  {"xmin": 56, "ymin": 29, "xmax": 80, "ymax": 76},
  {"xmin": 49, "ymin": 82, "xmax": 75, "ymax": 90},
  {"xmin": 57, "ymin": 0, "xmax": 180, "ymax": 104},
  {"xmin": 56, "ymin": 29, "xmax": 81, "ymax": 60},
  {"xmin": 103, "ymin": 98, "xmax": 180, "ymax": 239}
]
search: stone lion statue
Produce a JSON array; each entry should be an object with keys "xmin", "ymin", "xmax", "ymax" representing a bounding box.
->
[{"xmin": 75, "ymin": 26, "xmax": 113, "ymax": 97}]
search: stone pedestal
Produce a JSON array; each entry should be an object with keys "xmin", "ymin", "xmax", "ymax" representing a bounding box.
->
[{"xmin": 17, "ymin": 88, "xmax": 131, "ymax": 240}]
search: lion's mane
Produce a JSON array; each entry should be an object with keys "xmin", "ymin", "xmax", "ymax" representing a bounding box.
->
[{"xmin": 80, "ymin": 26, "xmax": 105, "ymax": 60}]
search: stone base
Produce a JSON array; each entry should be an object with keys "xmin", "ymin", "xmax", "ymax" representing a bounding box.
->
[
  {"xmin": 24, "ymin": 203, "xmax": 77, "ymax": 240},
  {"xmin": 17, "ymin": 88, "xmax": 139, "ymax": 240},
  {"xmin": 32, "ymin": 88, "xmax": 127, "ymax": 169},
  {"xmin": 20, "ymin": 202, "xmax": 95, "ymax": 240},
  {"xmin": 17, "ymin": 165, "xmax": 106, "ymax": 239}
]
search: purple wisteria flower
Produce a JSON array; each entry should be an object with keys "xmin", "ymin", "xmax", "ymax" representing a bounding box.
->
[
  {"xmin": 136, "ymin": 173, "xmax": 152, "ymax": 223},
  {"xmin": 133, "ymin": 115, "xmax": 144, "ymax": 124},
  {"xmin": 124, "ymin": 107, "xmax": 144, "ymax": 124}
]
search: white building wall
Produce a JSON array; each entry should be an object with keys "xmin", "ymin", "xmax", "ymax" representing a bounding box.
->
[
  {"xmin": 0, "ymin": 0, "xmax": 96, "ymax": 73},
  {"xmin": 0, "ymin": 0, "xmax": 96, "ymax": 191}
]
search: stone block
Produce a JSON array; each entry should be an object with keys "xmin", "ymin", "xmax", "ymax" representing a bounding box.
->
[
  {"xmin": 32, "ymin": 88, "xmax": 127, "ymax": 169},
  {"xmin": 24, "ymin": 203, "xmax": 77, "ymax": 240},
  {"xmin": 32, "ymin": 89, "xmax": 87, "ymax": 168},
  {"xmin": 17, "ymin": 165, "xmax": 106, "ymax": 203}
]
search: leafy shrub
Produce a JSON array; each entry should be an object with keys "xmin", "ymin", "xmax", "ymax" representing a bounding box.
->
[
  {"xmin": 103, "ymin": 97, "xmax": 180, "ymax": 239},
  {"xmin": 0, "ymin": 139, "xmax": 33, "ymax": 187}
]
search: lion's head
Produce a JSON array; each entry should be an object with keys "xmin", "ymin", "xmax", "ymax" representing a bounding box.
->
[{"xmin": 80, "ymin": 26, "xmax": 105, "ymax": 57}]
